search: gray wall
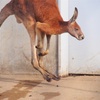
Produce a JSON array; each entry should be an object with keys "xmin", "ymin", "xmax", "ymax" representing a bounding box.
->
[{"xmin": 0, "ymin": 1, "xmax": 58, "ymax": 75}]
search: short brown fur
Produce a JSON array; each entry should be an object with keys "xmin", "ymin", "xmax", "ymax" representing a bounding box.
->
[{"xmin": 0, "ymin": 0, "xmax": 84, "ymax": 82}]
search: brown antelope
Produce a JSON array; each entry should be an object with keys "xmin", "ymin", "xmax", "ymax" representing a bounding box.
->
[{"xmin": 0, "ymin": 0, "xmax": 84, "ymax": 82}]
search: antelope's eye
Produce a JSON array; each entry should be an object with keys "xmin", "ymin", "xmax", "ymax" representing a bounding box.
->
[{"xmin": 75, "ymin": 28, "xmax": 78, "ymax": 31}]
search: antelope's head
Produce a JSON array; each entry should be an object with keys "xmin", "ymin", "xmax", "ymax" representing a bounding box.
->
[{"xmin": 67, "ymin": 7, "xmax": 84, "ymax": 40}]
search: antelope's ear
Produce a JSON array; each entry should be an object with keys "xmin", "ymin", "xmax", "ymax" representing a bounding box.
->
[{"xmin": 69, "ymin": 7, "xmax": 78, "ymax": 23}]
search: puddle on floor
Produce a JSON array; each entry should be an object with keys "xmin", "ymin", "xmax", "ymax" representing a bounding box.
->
[
  {"xmin": 0, "ymin": 80, "xmax": 42, "ymax": 100},
  {"xmin": 41, "ymin": 92, "xmax": 60, "ymax": 100}
]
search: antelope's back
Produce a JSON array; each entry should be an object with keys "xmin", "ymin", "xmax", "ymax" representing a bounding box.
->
[{"xmin": 11, "ymin": 0, "xmax": 62, "ymax": 23}]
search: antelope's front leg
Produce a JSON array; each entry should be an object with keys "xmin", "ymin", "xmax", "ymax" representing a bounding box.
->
[
  {"xmin": 35, "ymin": 23, "xmax": 60, "ymax": 81},
  {"xmin": 36, "ymin": 29, "xmax": 51, "ymax": 56},
  {"xmin": 39, "ymin": 35, "xmax": 51, "ymax": 56},
  {"xmin": 36, "ymin": 22, "xmax": 54, "ymax": 57}
]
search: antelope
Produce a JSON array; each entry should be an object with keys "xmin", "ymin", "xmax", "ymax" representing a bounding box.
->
[{"xmin": 0, "ymin": 0, "xmax": 84, "ymax": 82}]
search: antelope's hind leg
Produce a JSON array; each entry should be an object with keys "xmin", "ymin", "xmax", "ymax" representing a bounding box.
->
[
  {"xmin": 0, "ymin": 2, "xmax": 13, "ymax": 27},
  {"xmin": 23, "ymin": 19, "xmax": 58, "ymax": 82}
]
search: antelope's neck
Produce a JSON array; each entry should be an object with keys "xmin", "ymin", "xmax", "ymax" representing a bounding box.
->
[
  {"xmin": 59, "ymin": 21, "xmax": 69, "ymax": 34},
  {"xmin": 49, "ymin": 21, "xmax": 69, "ymax": 35}
]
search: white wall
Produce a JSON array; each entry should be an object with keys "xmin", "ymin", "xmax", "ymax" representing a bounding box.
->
[
  {"xmin": 58, "ymin": 0, "xmax": 100, "ymax": 75},
  {"xmin": 69, "ymin": 0, "xmax": 100, "ymax": 74}
]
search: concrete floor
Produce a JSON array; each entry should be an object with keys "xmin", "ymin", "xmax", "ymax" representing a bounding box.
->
[{"xmin": 0, "ymin": 75, "xmax": 100, "ymax": 100}]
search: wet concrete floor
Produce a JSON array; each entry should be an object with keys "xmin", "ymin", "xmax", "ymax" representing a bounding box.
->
[{"xmin": 0, "ymin": 75, "xmax": 100, "ymax": 100}]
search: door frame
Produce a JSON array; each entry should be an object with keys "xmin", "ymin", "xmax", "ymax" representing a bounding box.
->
[{"xmin": 58, "ymin": 0, "xmax": 69, "ymax": 76}]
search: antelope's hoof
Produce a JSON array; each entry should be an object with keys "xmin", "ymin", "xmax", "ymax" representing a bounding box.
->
[
  {"xmin": 43, "ymin": 73, "xmax": 60, "ymax": 82},
  {"xmin": 46, "ymin": 76, "xmax": 52, "ymax": 82},
  {"xmin": 53, "ymin": 76, "xmax": 61, "ymax": 81},
  {"xmin": 43, "ymin": 75, "xmax": 52, "ymax": 82}
]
